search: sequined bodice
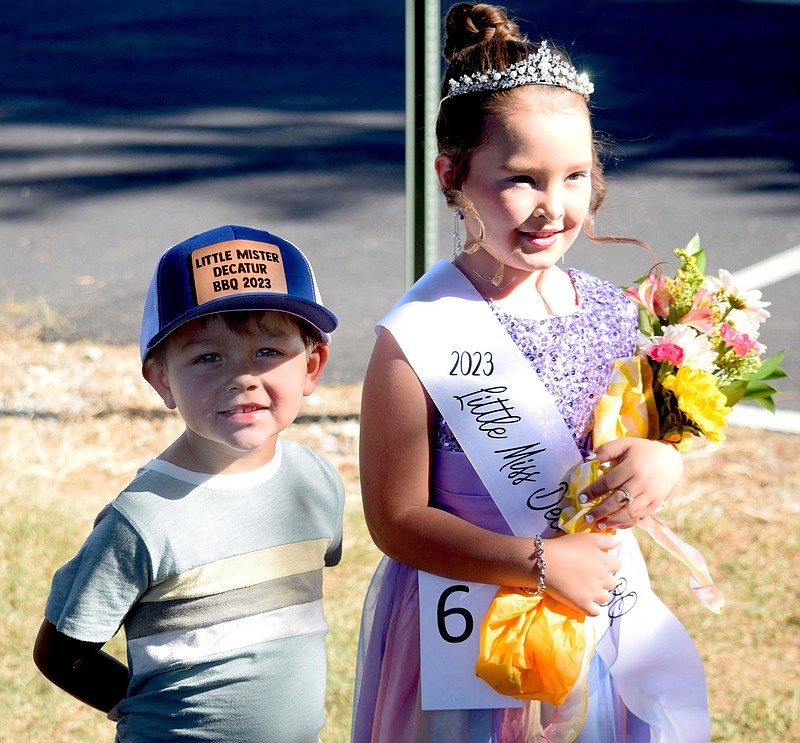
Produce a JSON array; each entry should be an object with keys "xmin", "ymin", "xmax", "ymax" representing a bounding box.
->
[{"xmin": 435, "ymin": 269, "xmax": 637, "ymax": 455}]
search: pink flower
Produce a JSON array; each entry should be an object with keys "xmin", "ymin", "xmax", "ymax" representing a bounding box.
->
[
  {"xmin": 627, "ymin": 274, "xmax": 672, "ymax": 317},
  {"xmin": 641, "ymin": 325, "xmax": 717, "ymax": 372},
  {"xmin": 720, "ymin": 323, "xmax": 761, "ymax": 357},
  {"xmin": 679, "ymin": 288, "xmax": 715, "ymax": 333},
  {"xmin": 648, "ymin": 343, "xmax": 685, "ymax": 365}
]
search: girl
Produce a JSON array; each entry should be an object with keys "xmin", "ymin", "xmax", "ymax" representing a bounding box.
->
[{"xmin": 352, "ymin": 3, "xmax": 709, "ymax": 741}]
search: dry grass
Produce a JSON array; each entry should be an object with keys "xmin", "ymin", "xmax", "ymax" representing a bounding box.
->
[{"xmin": 1, "ymin": 316, "xmax": 798, "ymax": 741}]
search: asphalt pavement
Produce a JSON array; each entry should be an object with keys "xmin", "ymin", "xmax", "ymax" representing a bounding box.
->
[{"xmin": 2, "ymin": 1, "xmax": 798, "ymax": 414}]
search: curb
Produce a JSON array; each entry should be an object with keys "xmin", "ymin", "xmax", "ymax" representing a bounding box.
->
[{"xmin": 728, "ymin": 404, "xmax": 800, "ymax": 435}]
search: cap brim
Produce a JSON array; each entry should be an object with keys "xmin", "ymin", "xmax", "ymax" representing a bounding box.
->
[{"xmin": 145, "ymin": 294, "xmax": 338, "ymax": 355}]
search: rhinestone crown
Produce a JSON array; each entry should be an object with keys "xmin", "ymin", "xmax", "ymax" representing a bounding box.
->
[{"xmin": 446, "ymin": 40, "xmax": 594, "ymax": 99}]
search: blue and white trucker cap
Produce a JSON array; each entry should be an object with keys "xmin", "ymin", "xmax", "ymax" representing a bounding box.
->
[{"xmin": 140, "ymin": 225, "xmax": 338, "ymax": 362}]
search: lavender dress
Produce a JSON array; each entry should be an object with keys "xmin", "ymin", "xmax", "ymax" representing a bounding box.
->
[{"xmin": 352, "ymin": 270, "xmax": 640, "ymax": 743}]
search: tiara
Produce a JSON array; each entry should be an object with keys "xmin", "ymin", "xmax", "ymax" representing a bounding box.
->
[{"xmin": 446, "ymin": 40, "xmax": 594, "ymax": 99}]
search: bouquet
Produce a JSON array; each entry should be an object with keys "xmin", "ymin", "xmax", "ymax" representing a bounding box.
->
[
  {"xmin": 560, "ymin": 235, "xmax": 785, "ymax": 605},
  {"xmin": 625, "ymin": 233, "xmax": 784, "ymax": 450},
  {"xmin": 476, "ymin": 235, "xmax": 785, "ymax": 707}
]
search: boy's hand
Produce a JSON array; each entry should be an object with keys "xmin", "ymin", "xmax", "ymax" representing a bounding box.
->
[{"xmin": 579, "ymin": 438, "xmax": 683, "ymax": 530}]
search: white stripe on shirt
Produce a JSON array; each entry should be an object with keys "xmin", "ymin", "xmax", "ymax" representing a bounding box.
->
[{"xmin": 128, "ymin": 599, "xmax": 328, "ymax": 677}]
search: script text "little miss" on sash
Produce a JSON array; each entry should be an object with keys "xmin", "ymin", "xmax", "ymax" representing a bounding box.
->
[{"xmin": 454, "ymin": 387, "xmax": 566, "ymax": 529}]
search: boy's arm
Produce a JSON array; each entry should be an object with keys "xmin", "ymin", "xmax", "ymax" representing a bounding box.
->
[{"xmin": 33, "ymin": 619, "xmax": 129, "ymax": 713}]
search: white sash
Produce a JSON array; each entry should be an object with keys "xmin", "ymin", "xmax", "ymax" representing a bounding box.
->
[
  {"xmin": 381, "ymin": 261, "xmax": 581, "ymax": 710},
  {"xmin": 383, "ymin": 261, "xmax": 581, "ymax": 537},
  {"xmin": 380, "ymin": 261, "xmax": 709, "ymax": 739}
]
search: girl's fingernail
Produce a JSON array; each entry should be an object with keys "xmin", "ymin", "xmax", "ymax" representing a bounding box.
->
[
  {"xmin": 585, "ymin": 452, "xmax": 597, "ymax": 461},
  {"xmin": 578, "ymin": 493, "xmax": 588, "ymax": 504},
  {"xmin": 584, "ymin": 513, "xmax": 594, "ymax": 524}
]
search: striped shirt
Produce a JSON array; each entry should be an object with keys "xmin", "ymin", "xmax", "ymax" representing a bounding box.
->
[{"xmin": 45, "ymin": 439, "xmax": 345, "ymax": 742}]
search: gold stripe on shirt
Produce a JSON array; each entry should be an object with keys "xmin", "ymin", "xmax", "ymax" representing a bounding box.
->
[{"xmin": 140, "ymin": 538, "xmax": 329, "ymax": 602}]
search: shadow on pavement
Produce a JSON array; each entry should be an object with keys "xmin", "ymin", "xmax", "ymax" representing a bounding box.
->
[
  {"xmin": 1, "ymin": 0, "xmax": 798, "ymax": 218},
  {"xmin": 2, "ymin": 1, "xmax": 798, "ymax": 404}
]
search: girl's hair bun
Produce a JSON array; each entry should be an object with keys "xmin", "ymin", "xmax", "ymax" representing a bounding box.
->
[{"xmin": 443, "ymin": 3, "xmax": 524, "ymax": 62}]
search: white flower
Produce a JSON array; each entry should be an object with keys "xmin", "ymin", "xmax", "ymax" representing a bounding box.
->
[
  {"xmin": 646, "ymin": 324, "xmax": 718, "ymax": 373},
  {"xmin": 636, "ymin": 330, "xmax": 653, "ymax": 350},
  {"xmin": 709, "ymin": 269, "xmax": 771, "ymax": 325},
  {"xmin": 724, "ymin": 308, "xmax": 760, "ymax": 337}
]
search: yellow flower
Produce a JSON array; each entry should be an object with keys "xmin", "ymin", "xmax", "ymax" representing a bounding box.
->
[
  {"xmin": 661, "ymin": 367, "xmax": 731, "ymax": 443},
  {"xmin": 663, "ymin": 430, "xmax": 697, "ymax": 452}
]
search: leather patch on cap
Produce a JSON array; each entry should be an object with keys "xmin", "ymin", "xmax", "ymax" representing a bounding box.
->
[{"xmin": 190, "ymin": 240, "xmax": 288, "ymax": 305}]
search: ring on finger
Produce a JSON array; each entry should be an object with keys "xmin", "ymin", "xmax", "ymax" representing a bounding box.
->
[{"xmin": 617, "ymin": 488, "xmax": 635, "ymax": 505}]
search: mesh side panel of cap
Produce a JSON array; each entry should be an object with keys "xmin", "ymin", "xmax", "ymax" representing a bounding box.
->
[{"xmin": 139, "ymin": 269, "xmax": 161, "ymax": 362}]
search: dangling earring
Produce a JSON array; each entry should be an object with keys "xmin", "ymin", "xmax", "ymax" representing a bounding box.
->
[{"xmin": 452, "ymin": 209, "xmax": 464, "ymax": 260}]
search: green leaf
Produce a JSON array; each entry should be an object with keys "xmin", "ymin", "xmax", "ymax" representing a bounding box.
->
[
  {"xmin": 637, "ymin": 306, "xmax": 655, "ymax": 337},
  {"xmin": 685, "ymin": 233, "xmax": 702, "ymax": 255},
  {"xmin": 742, "ymin": 381, "xmax": 779, "ymax": 399},
  {"xmin": 682, "ymin": 234, "xmax": 707, "ymax": 273},
  {"xmin": 755, "ymin": 396, "xmax": 777, "ymax": 414},
  {"xmin": 747, "ymin": 351, "xmax": 786, "ymax": 381},
  {"xmin": 720, "ymin": 380, "xmax": 748, "ymax": 406},
  {"xmin": 695, "ymin": 251, "xmax": 707, "ymax": 275}
]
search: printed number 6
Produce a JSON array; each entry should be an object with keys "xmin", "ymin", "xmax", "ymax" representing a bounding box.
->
[{"xmin": 437, "ymin": 585, "xmax": 473, "ymax": 643}]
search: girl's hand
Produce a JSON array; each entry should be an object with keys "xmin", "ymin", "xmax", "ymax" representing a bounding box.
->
[
  {"xmin": 542, "ymin": 532, "xmax": 621, "ymax": 616},
  {"xmin": 579, "ymin": 438, "xmax": 683, "ymax": 530}
]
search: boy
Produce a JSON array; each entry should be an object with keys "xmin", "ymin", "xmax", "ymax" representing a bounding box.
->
[{"xmin": 33, "ymin": 225, "xmax": 345, "ymax": 742}]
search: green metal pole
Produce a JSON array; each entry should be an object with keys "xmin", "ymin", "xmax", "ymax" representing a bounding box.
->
[{"xmin": 405, "ymin": 0, "xmax": 441, "ymax": 285}]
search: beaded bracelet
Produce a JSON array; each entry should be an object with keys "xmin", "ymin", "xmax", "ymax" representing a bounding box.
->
[{"xmin": 520, "ymin": 535, "xmax": 547, "ymax": 596}]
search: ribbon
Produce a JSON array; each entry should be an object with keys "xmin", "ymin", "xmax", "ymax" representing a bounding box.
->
[
  {"xmin": 560, "ymin": 355, "xmax": 725, "ymax": 615},
  {"xmin": 476, "ymin": 581, "xmax": 590, "ymax": 707}
]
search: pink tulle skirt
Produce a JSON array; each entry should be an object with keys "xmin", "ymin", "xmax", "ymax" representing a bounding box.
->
[{"xmin": 350, "ymin": 450, "xmax": 649, "ymax": 742}]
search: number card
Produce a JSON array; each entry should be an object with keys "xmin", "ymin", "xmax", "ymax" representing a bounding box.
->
[{"xmin": 418, "ymin": 571, "xmax": 522, "ymax": 710}]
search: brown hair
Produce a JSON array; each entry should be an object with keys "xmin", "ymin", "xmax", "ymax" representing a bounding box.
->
[
  {"xmin": 145, "ymin": 310, "xmax": 320, "ymax": 367},
  {"xmin": 437, "ymin": 2, "xmax": 646, "ymax": 252}
]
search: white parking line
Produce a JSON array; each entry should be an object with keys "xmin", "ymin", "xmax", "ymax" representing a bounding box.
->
[
  {"xmin": 728, "ymin": 404, "xmax": 800, "ymax": 434},
  {"xmin": 731, "ymin": 244, "xmax": 800, "ymax": 290}
]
